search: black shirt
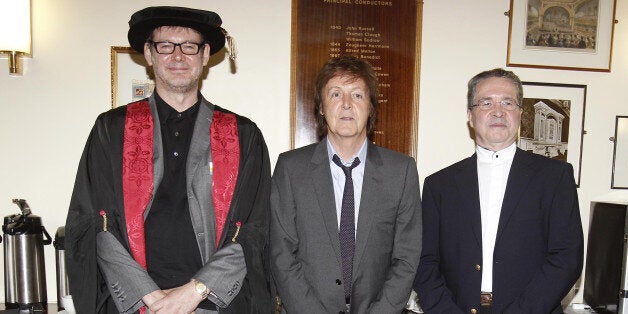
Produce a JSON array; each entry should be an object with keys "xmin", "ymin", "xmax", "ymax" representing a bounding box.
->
[{"xmin": 145, "ymin": 91, "xmax": 203, "ymax": 289}]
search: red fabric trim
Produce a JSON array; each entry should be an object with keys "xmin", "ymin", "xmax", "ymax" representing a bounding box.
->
[
  {"xmin": 122, "ymin": 100, "xmax": 153, "ymax": 270},
  {"xmin": 210, "ymin": 111, "xmax": 240, "ymax": 244},
  {"xmin": 122, "ymin": 103, "xmax": 240, "ymax": 267}
]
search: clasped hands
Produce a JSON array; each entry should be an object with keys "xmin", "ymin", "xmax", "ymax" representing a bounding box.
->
[{"xmin": 142, "ymin": 280, "xmax": 206, "ymax": 314}]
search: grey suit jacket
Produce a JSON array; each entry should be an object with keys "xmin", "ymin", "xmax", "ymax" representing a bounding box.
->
[
  {"xmin": 270, "ymin": 140, "xmax": 422, "ymax": 314},
  {"xmin": 96, "ymin": 96, "xmax": 246, "ymax": 313}
]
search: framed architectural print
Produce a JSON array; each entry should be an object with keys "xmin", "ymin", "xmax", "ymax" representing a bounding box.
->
[
  {"xmin": 507, "ymin": 0, "xmax": 617, "ymax": 72},
  {"xmin": 110, "ymin": 46, "xmax": 154, "ymax": 108},
  {"xmin": 611, "ymin": 116, "xmax": 628, "ymax": 189},
  {"xmin": 517, "ymin": 82, "xmax": 587, "ymax": 186}
]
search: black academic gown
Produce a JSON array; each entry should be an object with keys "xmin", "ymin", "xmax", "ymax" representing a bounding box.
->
[{"xmin": 65, "ymin": 100, "xmax": 272, "ymax": 314}]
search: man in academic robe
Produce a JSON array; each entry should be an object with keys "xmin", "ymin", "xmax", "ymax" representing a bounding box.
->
[{"xmin": 65, "ymin": 6, "xmax": 272, "ymax": 314}]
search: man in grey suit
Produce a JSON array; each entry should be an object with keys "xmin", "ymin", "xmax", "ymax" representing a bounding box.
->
[
  {"xmin": 270, "ymin": 56, "xmax": 422, "ymax": 313},
  {"xmin": 65, "ymin": 6, "xmax": 271, "ymax": 314}
]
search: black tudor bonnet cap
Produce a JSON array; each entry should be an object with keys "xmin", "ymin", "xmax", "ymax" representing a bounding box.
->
[{"xmin": 127, "ymin": 6, "xmax": 226, "ymax": 55}]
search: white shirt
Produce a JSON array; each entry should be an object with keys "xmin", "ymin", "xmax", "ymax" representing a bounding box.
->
[
  {"xmin": 476, "ymin": 142, "xmax": 516, "ymax": 292},
  {"xmin": 326, "ymin": 138, "xmax": 367, "ymax": 232}
]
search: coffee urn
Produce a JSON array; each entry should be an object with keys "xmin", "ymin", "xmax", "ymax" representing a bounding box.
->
[{"xmin": 2, "ymin": 199, "xmax": 52, "ymax": 311}]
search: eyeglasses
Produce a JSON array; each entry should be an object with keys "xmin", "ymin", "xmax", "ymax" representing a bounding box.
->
[
  {"xmin": 469, "ymin": 98, "xmax": 522, "ymax": 111},
  {"xmin": 148, "ymin": 40, "xmax": 205, "ymax": 55}
]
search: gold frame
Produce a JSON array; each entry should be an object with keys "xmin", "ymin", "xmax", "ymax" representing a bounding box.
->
[{"xmin": 110, "ymin": 46, "xmax": 153, "ymax": 108}]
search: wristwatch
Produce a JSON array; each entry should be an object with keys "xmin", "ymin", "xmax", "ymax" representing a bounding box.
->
[{"xmin": 192, "ymin": 279, "xmax": 209, "ymax": 299}]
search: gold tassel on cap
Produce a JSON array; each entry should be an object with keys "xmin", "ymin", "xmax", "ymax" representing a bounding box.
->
[{"xmin": 221, "ymin": 27, "xmax": 237, "ymax": 61}]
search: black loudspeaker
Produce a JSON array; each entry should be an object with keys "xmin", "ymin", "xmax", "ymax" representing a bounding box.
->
[{"xmin": 584, "ymin": 201, "xmax": 628, "ymax": 314}]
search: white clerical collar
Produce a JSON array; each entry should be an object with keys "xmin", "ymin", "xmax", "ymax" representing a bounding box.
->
[{"xmin": 476, "ymin": 142, "xmax": 517, "ymax": 163}]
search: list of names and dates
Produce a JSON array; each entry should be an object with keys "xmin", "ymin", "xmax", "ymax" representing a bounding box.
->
[
  {"xmin": 293, "ymin": 0, "xmax": 419, "ymax": 155},
  {"xmin": 328, "ymin": 25, "xmax": 391, "ymax": 106}
]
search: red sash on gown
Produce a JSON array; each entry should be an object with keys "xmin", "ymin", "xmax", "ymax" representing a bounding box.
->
[{"xmin": 122, "ymin": 100, "xmax": 240, "ymax": 272}]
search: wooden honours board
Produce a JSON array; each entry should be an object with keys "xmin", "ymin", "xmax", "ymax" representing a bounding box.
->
[{"xmin": 291, "ymin": 0, "xmax": 422, "ymax": 157}]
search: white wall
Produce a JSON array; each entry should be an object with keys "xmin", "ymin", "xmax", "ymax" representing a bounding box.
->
[{"xmin": 0, "ymin": 0, "xmax": 626, "ymax": 305}]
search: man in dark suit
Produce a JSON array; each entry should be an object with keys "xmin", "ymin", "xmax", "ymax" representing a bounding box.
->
[
  {"xmin": 270, "ymin": 56, "xmax": 422, "ymax": 313},
  {"xmin": 414, "ymin": 68, "xmax": 583, "ymax": 314}
]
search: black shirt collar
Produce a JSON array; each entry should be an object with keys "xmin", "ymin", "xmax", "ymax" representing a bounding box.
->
[{"xmin": 154, "ymin": 90, "xmax": 202, "ymax": 124}]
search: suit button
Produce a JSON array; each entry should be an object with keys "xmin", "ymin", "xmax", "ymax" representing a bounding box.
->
[
  {"xmin": 470, "ymin": 309, "xmax": 477, "ymax": 314},
  {"xmin": 475, "ymin": 264, "xmax": 481, "ymax": 271},
  {"xmin": 336, "ymin": 279, "xmax": 342, "ymax": 285}
]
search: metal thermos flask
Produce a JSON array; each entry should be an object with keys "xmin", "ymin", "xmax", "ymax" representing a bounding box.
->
[
  {"xmin": 54, "ymin": 226, "xmax": 70, "ymax": 311},
  {"xmin": 2, "ymin": 199, "xmax": 52, "ymax": 311}
]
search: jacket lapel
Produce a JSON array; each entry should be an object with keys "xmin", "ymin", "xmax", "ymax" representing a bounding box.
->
[
  {"xmin": 187, "ymin": 100, "xmax": 216, "ymax": 256},
  {"xmin": 353, "ymin": 142, "xmax": 383, "ymax": 273},
  {"xmin": 454, "ymin": 154, "xmax": 483, "ymax": 248},
  {"xmin": 310, "ymin": 141, "xmax": 342, "ymax": 264},
  {"xmin": 143, "ymin": 96, "xmax": 163, "ymax": 221},
  {"xmin": 496, "ymin": 149, "xmax": 537, "ymax": 241},
  {"xmin": 187, "ymin": 100, "xmax": 213, "ymax": 185}
]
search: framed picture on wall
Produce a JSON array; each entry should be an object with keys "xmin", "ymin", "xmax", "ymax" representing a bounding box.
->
[
  {"xmin": 110, "ymin": 46, "xmax": 154, "ymax": 108},
  {"xmin": 611, "ymin": 116, "xmax": 628, "ymax": 189},
  {"xmin": 507, "ymin": 0, "xmax": 617, "ymax": 72},
  {"xmin": 517, "ymin": 82, "xmax": 587, "ymax": 186}
]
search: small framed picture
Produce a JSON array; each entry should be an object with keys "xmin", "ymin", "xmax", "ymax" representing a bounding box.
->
[
  {"xmin": 507, "ymin": 0, "xmax": 617, "ymax": 72},
  {"xmin": 611, "ymin": 116, "xmax": 628, "ymax": 189},
  {"xmin": 110, "ymin": 46, "xmax": 154, "ymax": 108},
  {"xmin": 518, "ymin": 82, "xmax": 587, "ymax": 186}
]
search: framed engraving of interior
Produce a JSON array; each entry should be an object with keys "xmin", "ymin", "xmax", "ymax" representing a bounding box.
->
[
  {"xmin": 111, "ymin": 46, "xmax": 155, "ymax": 108},
  {"xmin": 517, "ymin": 82, "xmax": 587, "ymax": 186},
  {"xmin": 611, "ymin": 116, "xmax": 628, "ymax": 189},
  {"xmin": 507, "ymin": 0, "xmax": 617, "ymax": 72},
  {"xmin": 290, "ymin": 0, "xmax": 423, "ymax": 157}
]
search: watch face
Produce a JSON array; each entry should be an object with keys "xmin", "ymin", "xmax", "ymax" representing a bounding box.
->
[
  {"xmin": 195, "ymin": 281, "xmax": 208, "ymax": 298},
  {"xmin": 196, "ymin": 282, "xmax": 206, "ymax": 292}
]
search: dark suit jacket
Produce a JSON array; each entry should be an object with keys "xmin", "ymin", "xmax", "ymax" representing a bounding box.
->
[
  {"xmin": 414, "ymin": 148, "xmax": 583, "ymax": 314},
  {"xmin": 270, "ymin": 140, "xmax": 422, "ymax": 313}
]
